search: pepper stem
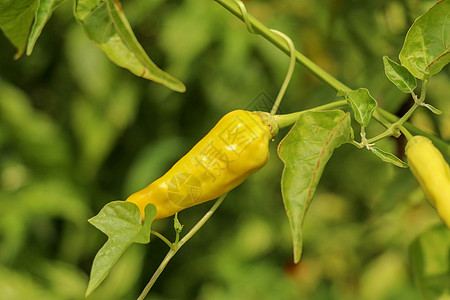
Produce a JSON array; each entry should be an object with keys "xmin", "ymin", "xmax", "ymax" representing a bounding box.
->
[{"xmin": 269, "ymin": 100, "xmax": 348, "ymax": 129}]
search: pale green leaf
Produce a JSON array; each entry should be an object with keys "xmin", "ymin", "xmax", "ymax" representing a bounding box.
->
[
  {"xmin": 0, "ymin": 0, "xmax": 38, "ymax": 58},
  {"xmin": 104, "ymin": 0, "xmax": 185, "ymax": 92},
  {"xmin": 370, "ymin": 147, "xmax": 408, "ymax": 168},
  {"xmin": 74, "ymin": 0, "xmax": 185, "ymax": 92},
  {"xmin": 422, "ymin": 103, "xmax": 443, "ymax": 115},
  {"xmin": 409, "ymin": 224, "xmax": 450, "ymax": 300},
  {"xmin": 382, "ymin": 56, "xmax": 417, "ymax": 93},
  {"xmin": 344, "ymin": 88, "xmax": 378, "ymax": 127},
  {"xmin": 86, "ymin": 201, "xmax": 156, "ymax": 296},
  {"xmin": 26, "ymin": 0, "xmax": 68, "ymax": 55},
  {"xmin": 277, "ymin": 110, "xmax": 353, "ymax": 263},
  {"xmin": 399, "ymin": 0, "xmax": 450, "ymax": 79}
]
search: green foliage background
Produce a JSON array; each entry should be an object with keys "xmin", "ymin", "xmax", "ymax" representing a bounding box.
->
[{"xmin": 0, "ymin": 0, "xmax": 449, "ymax": 299}]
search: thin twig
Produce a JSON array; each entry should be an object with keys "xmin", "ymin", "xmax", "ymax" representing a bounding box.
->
[
  {"xmin": 214, "ymin": 0, "xmax": 351, "ymax": 93},
  {"xmin": 137, "ymin": 194, "xmax": 228, "ymax": 300}
]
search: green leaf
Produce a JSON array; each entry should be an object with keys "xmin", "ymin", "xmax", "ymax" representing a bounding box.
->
[
  {"xmin": 382, "ymin": 56, "xmax": 417, "ymax": 94},
  {"xmin": 399, "ymin": 0, "xmax": 450, "ymax": 79},
  {"xmin": 370, "ymin": 147, "xmax": 408, "ymax": 168},
  {"xmin": 0, "ymin": 0, "xmax": 38, "ymax": 58},
  {"xmin": 74, "ymin": 0, "xmax": 186, "ymax": 92},
  {"xmin": 104, "ymin": 0, "xmax": 186, "ymax": 92},
  {"xmin": 86, "ymin": 201, "xmax": 156, "ymax": 296},
  {"xmin": 344, "ymin": 88, "xmax": 378, "ymax": 127},
  {"xmin": 277, "ymin": 110, "xmax": 353, "ymax": 263},
  {"xmin": 422, "ymin": 103, "xmax": 443, "ymax": 115},
  {"xmin": 26, "ymin": 0, "xmax": 68, "ymax": 55},
  {"xmin": 409, "ymin": 224, "xmax": 450, "ymax": 300}
]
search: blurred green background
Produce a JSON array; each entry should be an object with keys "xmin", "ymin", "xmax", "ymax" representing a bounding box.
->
[{"xmin": 0, "ymin": 0, "xmax": 449, "ymax": 299}]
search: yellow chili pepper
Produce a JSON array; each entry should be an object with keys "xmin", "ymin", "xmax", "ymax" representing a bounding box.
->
[
  {"xmin": 126, "ymin": 110, "xmax": 277, "ymax": 220},
  {"xmin": 405, "ymin": 136, "xmax": 450, "ymax": 228}
]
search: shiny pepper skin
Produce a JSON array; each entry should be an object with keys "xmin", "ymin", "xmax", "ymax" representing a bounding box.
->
[
  {"xmin": 405, "ymin": 136, "xmax": 450, "ymax": 228},
  {"xmin": 126, "ymin": 110, "xmax": 276, "ymax": 220}
]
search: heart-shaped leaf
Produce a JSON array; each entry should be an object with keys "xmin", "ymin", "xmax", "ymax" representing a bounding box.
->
[
  {"xmin": 277, "ymin": 110, "xmax": 353, "ymax": 263},
  {"xmin": 344, "ymin": 88, "xmax": 378, "ymax": 127},
  {"xmin": 399, "ymin": 0, "xmax": 450, "ymax": 79},
  {"xmin": 86, "ymin": 201, "xmax": 156, "ymax": 296}
]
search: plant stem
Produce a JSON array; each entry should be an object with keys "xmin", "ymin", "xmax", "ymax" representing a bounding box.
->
[
  {"xmin": 365, "ymin": 78, "xmax": 434, "ymax": 144},
  {"xmin": 418, "ymin": 78, "xmax": 429, "ymax": 102},
  {"xmin": 214, "ymin": 0, "xmax": 450, "ymax": 157},
  {"xmin": 395, "ymin": 103, "xmax": 419, "ymax": 126},
  {"xmin": 137, "ymin": 249, "xmax": 174, "ymax": 300},
  {"xmin": 150, "ymin": 230, "xmax": 173, "ymax": 249},
  {"xmin": 366, "ymin": 103, "xmax": 418, "ymax": 144},
  {"xmin": 137, "ymin": 194, "xmax": 227, "ymax": 300},
  {"xmin": 213, "ymin": 0, "xmax": 351, "ymax": 93},
  {"xmin": 350, "ymin": 140, "xmax": 363, "ymax": 148},
  {"xmin": 377, "ymin": 108, "xmax": 450, "ymax": 158},
  {"xmin": 400, "ymin": 126, "xmax": 413, "ymax": 141},
  {"xmin": 372, "ymin": 110, "xmax": 393, "ymax": 130},
  {"xmin": 365, "ymin": 129, "xmax": 395, "ymax": 144},
  {"xmin": 273, "ymin": 100, "xmax": 347, "ymax": 128}
]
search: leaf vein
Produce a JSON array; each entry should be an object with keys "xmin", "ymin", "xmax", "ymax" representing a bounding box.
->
[{"xmin": 304, "ymin": 114, "xmax": 347, "ymax": 209}]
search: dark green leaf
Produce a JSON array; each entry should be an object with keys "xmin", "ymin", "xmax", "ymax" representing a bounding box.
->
[
  {"xmin": 370, "ymin": 147, "xmax": 408, "ymax": 168},
  {"xmin": 0, "ymin": 0, "xmax": 38, "ymax": 58},
  {"xmin": 382, "ymin": 56, "xmax": 417, "ymax": 93},
  {"xmin": 399, "ymin": 0, "xmax": 450, "ymax": 79},
  {"xmin": 86, "ymin": 201, "xmax": 156, "ymax": 296},
  {"xmin": 344, "ymin": 88, "xmax": 378, "ymax": 127},
  {"xmin": 26, "ymin": 0, "xmax": 68, "ymax": 55},
  {"xmin": 409, "ymin": 224, "xmax": 450, "ymax": 300},
  {"xmin": 74, "ymin": 0, "xmax": 185, "ymax": 92},
  {"xmin": 277, "ymin": 110, "xmax": 353, "ymax": 263}
]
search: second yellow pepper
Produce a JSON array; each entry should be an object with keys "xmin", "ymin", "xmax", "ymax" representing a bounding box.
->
[{"xmin": 406, "ymin": 136, "xmax": 450, "ymax": 228}]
